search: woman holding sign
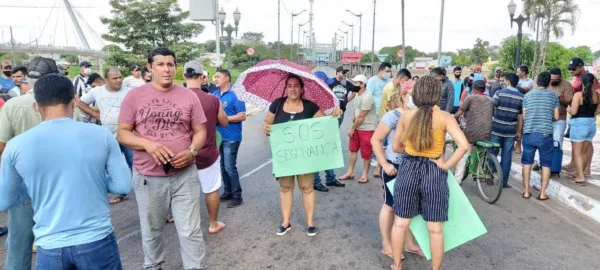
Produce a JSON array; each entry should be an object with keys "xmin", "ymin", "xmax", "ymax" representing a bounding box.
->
[
  {"xmin": 371, "ymin": 81, "xmax": 423, "ymax": 260},
  {"xmin": 263, "ymin": 74, "xmax": 340, "ymax": 237},
  {"xmin": 390, "ymin": 76, "xmax": 469, "ymax": 270}
]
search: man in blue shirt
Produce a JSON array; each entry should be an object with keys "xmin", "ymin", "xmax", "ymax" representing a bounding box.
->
[
  {"xmin": 489, "ymin": 73, "xmax": 524, "ymax": 188},
  {"xmin": 0, "ymin": 59, "xmax": 16, "ymax": 99},
  {"xmin": 521, "ymin": 72, "xmax": 559, "ymax": 201},
  {"xmin": 450, "ymin": 66, "xmax": 464, "ymax": 114},
  {"xmin": 212, "ymin": 69, "xmax": 247, "ymax": 208},
  {"xmin": 367, "ymin": 62, "xmax": 392, "ymax": 116},
  {"xmin": 0, "ymin": 74, "xmax": 132, "ymax": 268}
]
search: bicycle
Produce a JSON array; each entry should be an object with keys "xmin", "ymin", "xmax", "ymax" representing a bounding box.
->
[{"xmin": 444, "ymin": 139, "xmax": 503, "ymax": 204}]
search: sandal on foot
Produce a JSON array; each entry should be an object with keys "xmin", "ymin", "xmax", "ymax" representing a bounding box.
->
[
  {"xmin": 570, "ymin": 179, "xmax": 586, "ymax": 186},
  {"xmin": 339, "ymin": 175, "xmax": 355, "ymax": 180},
  {"xmin": 522, "ymin": 192, "xmax": 532, "ymax": 199},
  {"xmin": 208, "ymin": 222, "xmax": 226, "ymax": 234},
  {"xmin": 166, "ymin": 216, "xmax": 174, "ymax": 223},
  {"xmin": 536, "ymin": 195, "xmax": 550, "ymax": 201},
  {"xmin": 358, "ymin": 178, "xmax": 369, "ymax": 184},
  {"xmin": 404, "ymin": 248, "xmax": 425, "ymax": 257},
  {"xmin": 381, "ymin": 250, "xmax": 403, "ymax": 260}
]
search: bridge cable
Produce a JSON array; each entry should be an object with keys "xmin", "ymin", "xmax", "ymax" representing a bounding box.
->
[
  {"xmin": 73, "ymin": 6, "xmax": 105, "ymax": 49},
  {"xmin": 52, "ymin": 1, "xmax": 61, "ymax": 46},
  {"xmin": 37, "ymin": 0, "xmax": 59, "ymax": 45}
]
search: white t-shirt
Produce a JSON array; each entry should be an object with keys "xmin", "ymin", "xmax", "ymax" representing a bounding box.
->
[
  {"xmin": 8, "ymin": 86, "xmax": 21, "ymax": 98},
  {"xmin": 123, "ymin": 76, "xmax": 146, "ymax": 88},
  {"xmin": 518, "ymin": 78, "xmax": 534, "ymax": 91},
  {"xmin": 80, "ymin": 86, "xmax": 131, "ymax": 134}
]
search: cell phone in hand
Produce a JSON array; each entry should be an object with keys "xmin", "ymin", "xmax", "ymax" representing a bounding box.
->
[{"xmin": 163, "ymin": 161, "xmax": 173, "ymax": 174}]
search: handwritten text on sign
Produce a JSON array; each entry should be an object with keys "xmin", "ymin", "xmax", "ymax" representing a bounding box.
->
[{"xmin": 269, "ymin": 116, "xmax": 344, "ymax": 177}]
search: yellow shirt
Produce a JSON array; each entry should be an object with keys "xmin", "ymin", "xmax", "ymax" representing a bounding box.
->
[
  {"xmin": 379, "ymin": 82, "xmax": 397, "ymax": 119},
  {"xmin": 404, "ymin": 108, "xmax": 445, "ymax": 159}
]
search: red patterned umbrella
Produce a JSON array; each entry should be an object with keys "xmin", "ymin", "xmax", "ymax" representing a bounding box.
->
[{"xmin": 232, "ymin": 59, "xmax": 339, "ymax": 114}]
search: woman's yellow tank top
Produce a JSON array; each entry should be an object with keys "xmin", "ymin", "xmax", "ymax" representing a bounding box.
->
[{"xmin": 404, "ymin": 108, "xmax": 445, "ymax": 158}]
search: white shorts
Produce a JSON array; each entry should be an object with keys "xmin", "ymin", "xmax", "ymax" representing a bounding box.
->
[{"xmin": 198, "ymin": 156, "xmax": 222, "ymax": 194}]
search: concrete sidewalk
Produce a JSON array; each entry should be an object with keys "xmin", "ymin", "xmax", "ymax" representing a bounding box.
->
[{"xmin": 509, "ymin": 133, "xmax": 600, "ymax": 224}]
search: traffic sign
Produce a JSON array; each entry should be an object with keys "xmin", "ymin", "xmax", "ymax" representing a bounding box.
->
[
  {"xmin": 397, "ymin": 48, "xmax": 403, "ymax": 58},
  {"xmin": 246, "ymin": 47, "xmax": 255, "ymax": 56}
]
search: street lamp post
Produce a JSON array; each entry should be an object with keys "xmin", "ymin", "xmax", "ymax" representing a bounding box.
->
[
  {"xmin": 346, "ymin": 9, "xmax": 363, "ymax": 52},
  {"xmin": 508, "ymin": 0, "xmax": 529, "ymax": 69},
  {"xmin": 298, "ymin": 21, "xmax": 309, "ymax": 63},
  {"xmin": 220, "ymin": 8, "xmax": 241, "ymax": 70},
  {"xmin": 371, "ymin": 0, "xmax": 377, "ymax": 73},
  {"xmin": 342, "ymin": 21, "xmax": 355, "ymax": 52},
  {"xmin": 291, "ymin": 10, "xmax": 307, "ymax": 62},
  {"xmin": 338, "ymin": 29, "xmax": 348, "ymax": 51},
  {"xmin": 437, "ymin": 0, "xmax": 445, "ymax": 67}
]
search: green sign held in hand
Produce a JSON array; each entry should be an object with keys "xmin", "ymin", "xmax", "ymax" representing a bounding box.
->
[
  {"xmin": 269, "ymin": 116, "xmax": 344, "ymax": 177},
  {"xmin": 387, "ymin": 171, "xmax": 488, "ymax": 260}
]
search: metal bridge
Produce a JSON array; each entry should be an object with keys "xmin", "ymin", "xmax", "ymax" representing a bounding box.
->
[{"xmin": 0, "ymin": 0, "xmax": 106, "ymax": 66}]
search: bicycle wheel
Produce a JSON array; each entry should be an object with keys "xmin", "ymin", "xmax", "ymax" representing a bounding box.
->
[{"xmin": 475, "ymin": 152, "xmax": 503, "ymax": 204}]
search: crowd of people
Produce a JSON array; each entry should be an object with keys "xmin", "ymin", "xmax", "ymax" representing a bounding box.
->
[{"xmin": 0, "ymin": 48, "xmax": 599, "ymax": 269}]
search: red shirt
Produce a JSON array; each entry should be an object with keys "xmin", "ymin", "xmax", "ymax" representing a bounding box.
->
[
  {"xmin": 572, "ymin": 71, "xmax": 600, "ymax": 93},
  {"xmin": 189, "ymin": 88, "xmax": 221, "ymax": 170},
  {"xmin": 118, "ymin": 83, "xmax": 207, "ymax": 176}
]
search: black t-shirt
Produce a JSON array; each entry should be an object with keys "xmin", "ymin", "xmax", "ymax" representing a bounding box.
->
[
  {"xmin": 329, "ymin": 78, "xmax": 349, "ymax": 111},
  {"xmin": 269, "ymin": 97, "xmax": 320, "ymax": 124}
]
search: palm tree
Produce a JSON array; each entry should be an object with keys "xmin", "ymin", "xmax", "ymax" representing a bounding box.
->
[
  {"xmin": 523, "ymin": 0, "xmax": 579, "ymax": 75},
  {"xmin": 523, "ymin": 1, "xmax": 545, "ymax": 77}
]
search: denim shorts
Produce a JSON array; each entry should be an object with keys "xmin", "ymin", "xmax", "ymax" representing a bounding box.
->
[
  {"xmin": 569, "ymin": 118, "xmax": 596, "ymax": 142},
  {"xmin": 521, "ymin": 132, "xmax": 554, "ymax": 167},
  {"xmin": 381, "ymin": 161, "xmax": 399, "ymax": 208}
]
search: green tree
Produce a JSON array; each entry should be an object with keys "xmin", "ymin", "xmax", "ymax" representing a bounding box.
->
[
  {"xmin": 61, "ymin": 54, "xmax": 79, "ymax": 65},
  {"xmin": 498, "ymin": 35, "xmax": 536, "ymax": 71},
  {"xmin": 240, "ymin": 32, "xmax": 265, "ymax": 45},
  {"xmin": 470, "ymin": 38, "xmax": 491, "ymax": 64},
  {"xmin": 594, "ymin": 50, "xmax": 600, "ymax": 59},
  {"xmin": 523, "ymin": 0, "xmax": 580, "ymax": 75},
  {"xmin": 453, "ymin": 50, "xmax": 472, "ymax": 67},
  {"xmin": 379, "ymin": 45, "xmax": 421, "ymax": 67},
  {"xmin": 102, "ymin": 45, "xmax": 145, "ymax": 70},
  {"xmin": 0, "ymin": 53, "xmax": 30, "ymax": 66},
  {"xmin": 361, "ymin": 52, "xmax": 376, "ymax": 64},
  {"xmin": 171, "ymin": 41, "xmax": 204, "ymax": 63},
  {"xmin": 101, "ymin": 0, "xmax": 204, "ymax": 55},
  {"xmin": 545, "ymin": 42, "xmax": 575, "ymax": 79},
  {"xmin": 569, "ymin": 46, "xmax": 593, "ymax": 64}
]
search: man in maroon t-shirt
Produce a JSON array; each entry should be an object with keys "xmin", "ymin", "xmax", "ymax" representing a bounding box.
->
[
  {"xmin": 184, "ymin": 60, "xmax": 229, "ymax": 234},
  {"xmin": 117, "ymin": 48, "xmax": 208, "ymax": 269}
]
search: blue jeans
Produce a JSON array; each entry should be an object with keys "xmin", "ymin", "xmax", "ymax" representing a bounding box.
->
[
  {"xmin": 314, "ymin": 169, "xmax": 337, "ymax": 186},
  {"xmin": 489, "ymin": 135, "xmax": 516, "ymax": 187},
  {"xmin": 105, "ymin": 144, "xmax": 133, "ymax": 195},
  {"xmin": 220, "ymin": 141, "xmax": 242, "ymax": 200},
  {"xmin": 5, "ymin": 200, "xmax": 35, "ymax": 270},
  {"xmin": 522, "ymin": 132, "xmax": 554, "ymax": 167},
  {"xmin": 35, "ymin": 233, "xmax": 122, "ymax": 270}
]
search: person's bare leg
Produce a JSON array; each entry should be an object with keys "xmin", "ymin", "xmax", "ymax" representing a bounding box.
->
[
  {"xmin": 279, "ymin": 177, "xmax": 295, "ymax": 226},
  {"xmin": 514, "ymin": 138, "xmax": 522, "ymax": 153},
  {"xmin": 572, "ymin": 142, "xmax": 585, "ymax": 183},
  {"xmin": 404, "ymin": 229, "xmax": 422, "ymax": 254},
  {"xmin": 359, "ymin": 158, "xmax": 370, "ymax": 182},
  {"xmin": 522, "ymin": 165, "xmax": 532, "ymax": 197},
  {"xmin": 340, "ymin": 152, "xmax": 358, "ymax": 179},
  {"xmin": 584, "ymin": 142, "xmax": 593, "ymax": 175},
  {"xmin": 374, "ymin": 162, "xmax": 381, "ymax": 177},
  {"xmin": 297, "ymin": 174, "xmax": 315, "ymax": 227},
  {"xmin": 205, "ymin": 191, "xmax": 222, "ymax": 230},
  {"xmin": 427, "ymin": 222, "xmax": 444, "ymax": 270},
  {"xmin": 391, "ymin": 217, "xmax": 411, "ymax": 270},
  {"xmin": 379, "ymin": 204, "xmax": 394, "ymax": 255},
  {"xmin": 540, "ymin": 166, "xmax": 551, "ymax": 199},
  {"xmin": 563, "ymin": 141, "xmax": 576, "ymax": 171}
]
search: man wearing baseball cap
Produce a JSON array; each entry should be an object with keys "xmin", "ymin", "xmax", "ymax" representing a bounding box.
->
[
  {"xmin": 339, "ymin": 74, "xmax": 378, "ymax": 184},
  {"xmin": 73, "ymin": 61, "xmax": 92, "ymax": 97},
  {"xmin": 0, "ymin": 57, "xmax": 81, "ymax": 270},
  {"xmin": 123, "ymin": 64, "xmax": 146, "ymax": 88},
  {"xmin": 184, "ymin": 60, "xmax": 229, "ymax": 233}
]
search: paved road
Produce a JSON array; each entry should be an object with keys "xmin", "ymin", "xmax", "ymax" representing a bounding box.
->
[{"xmin": 2, "ymin": 108, "xmax": 600, "ymax": 269}]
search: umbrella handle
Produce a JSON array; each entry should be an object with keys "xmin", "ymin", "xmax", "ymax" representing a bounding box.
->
[{"xmin": 272, "ymin": 88, "xmax": 287, "ymax": 121}]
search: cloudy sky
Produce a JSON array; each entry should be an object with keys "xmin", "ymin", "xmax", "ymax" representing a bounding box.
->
[{"xmin": 1, "ymin": 0, "xmax": 599, "ymax": 53}]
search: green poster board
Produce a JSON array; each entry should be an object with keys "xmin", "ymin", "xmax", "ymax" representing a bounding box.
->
[
  {"xmin": 269, "ymin": 116, "xmax": 344, "ymax": 177},
  {"xmin": 386, "ymin": 171, "xmax": 487, "ymax": 260}
]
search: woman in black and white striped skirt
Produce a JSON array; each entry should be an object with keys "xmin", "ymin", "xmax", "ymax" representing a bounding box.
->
[{"xmin": 390, "ymin": 75, "xmax": 469, "ymax": 270}]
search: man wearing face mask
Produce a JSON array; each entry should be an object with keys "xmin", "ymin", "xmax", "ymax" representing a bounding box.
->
[
  {"xmin": 431, "ymin": 67, "xmax": 454, "ymax": 113},
  {"xmin": 367, "ymin": 62, "xmax": 392, "ymax": 116},
  {"xmin": 0, "ymin": 60, "xmax": 16, "ymax": 100},
  {"xmin": 201, "ymin": 70, "xmax": 218, "ymax": 93},
  {"xmin": 73, "ymin": 61, "xmax": 93, "ymax": 97},
  {"xmin": 450, "ymin": 66, "xmax": 465, "ymax": 114}
]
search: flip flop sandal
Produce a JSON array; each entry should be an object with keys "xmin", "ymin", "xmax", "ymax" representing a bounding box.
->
[
  {"xmin": 569, "ymin": 180, "xmax": 586, "ymax": 186},
  {"xmin": 381, "ymin": 250, "xmax": 403, "ymax": 260},
  {"xmin": 339, "ymin": 175, "xmax": 355, "ymax": 180},
  {"xmin": 358, "ymin": 179, "xmax": 369, "ymax": 184},
  {"xmin": 536, "ymin": 195, "xmax": 550, "ymax": 201},
  {"xmin": 373, "ymin": 174, "xmax": 381, "ymax": 178},
  {"xmin": 208, "ymin": 222, "xmax": 226, "ymax": 234},
  {"xmin": 109, "ymin": 196, "xmax": 127, "ymax": 204},
  {"xmin": 166, "ymin": 216, "xmax": 175, "ymax": 223},
  {"xmin": 522, "ymin": 192, "xmax": 532, "ymax": 199},
  {"xmin": 404, "ymin": 248, "xmax": 425, "ymax": 257}
]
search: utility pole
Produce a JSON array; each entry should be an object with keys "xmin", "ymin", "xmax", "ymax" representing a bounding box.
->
[
  {"xmin": 216, "ymin": 3, "xmax": 222, "ymax": 68},
  {"xmin": 309, "ymin": 0, "xmax": 314, "ymax": 63},
  {"xmin": 401, "ymin": 0, "xmax": 406, "ymax": 68},
  {"xmin": 342, "ymin": 21, "xmax": 354, "ymax": 52},
  {"xmin": 437, "ymin": 0, "xmax": 445, "ymax": 67},
  {"xmin": 370, "ymin": 0, "xmax": 376, "ymax": 73},
  {"xmin": 277, "ymin": 0, "xmax": 281, "ymax": 59},
  {"xmin": 9, "ymin": 27, "xmax": 16, "ymax": 64},
  {"xmin": 298, "ymin": 22, "xmax": 308, "ymax": 62},
  {"xmin": 290, "ymin": 10, "xmax": 307, "ymax": 62}
]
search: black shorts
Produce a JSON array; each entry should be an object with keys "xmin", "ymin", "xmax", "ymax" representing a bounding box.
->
[
  {"xmin": 381, "ymin": 160, "xmax": 400, "ymax": 207},
  {"xmin": 393, "ymin": 155, "xmax": 449, "ymax": 222}
]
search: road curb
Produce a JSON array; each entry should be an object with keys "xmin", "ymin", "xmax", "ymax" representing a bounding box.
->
[{"xmin": 510, "ymin": 163, "xmax": 600, "ymax": 224}]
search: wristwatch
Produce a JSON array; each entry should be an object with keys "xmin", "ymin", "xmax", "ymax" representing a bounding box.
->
[{"xmin": 189, "ymin": 147, "xmax": 198, "ymax": 157}]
